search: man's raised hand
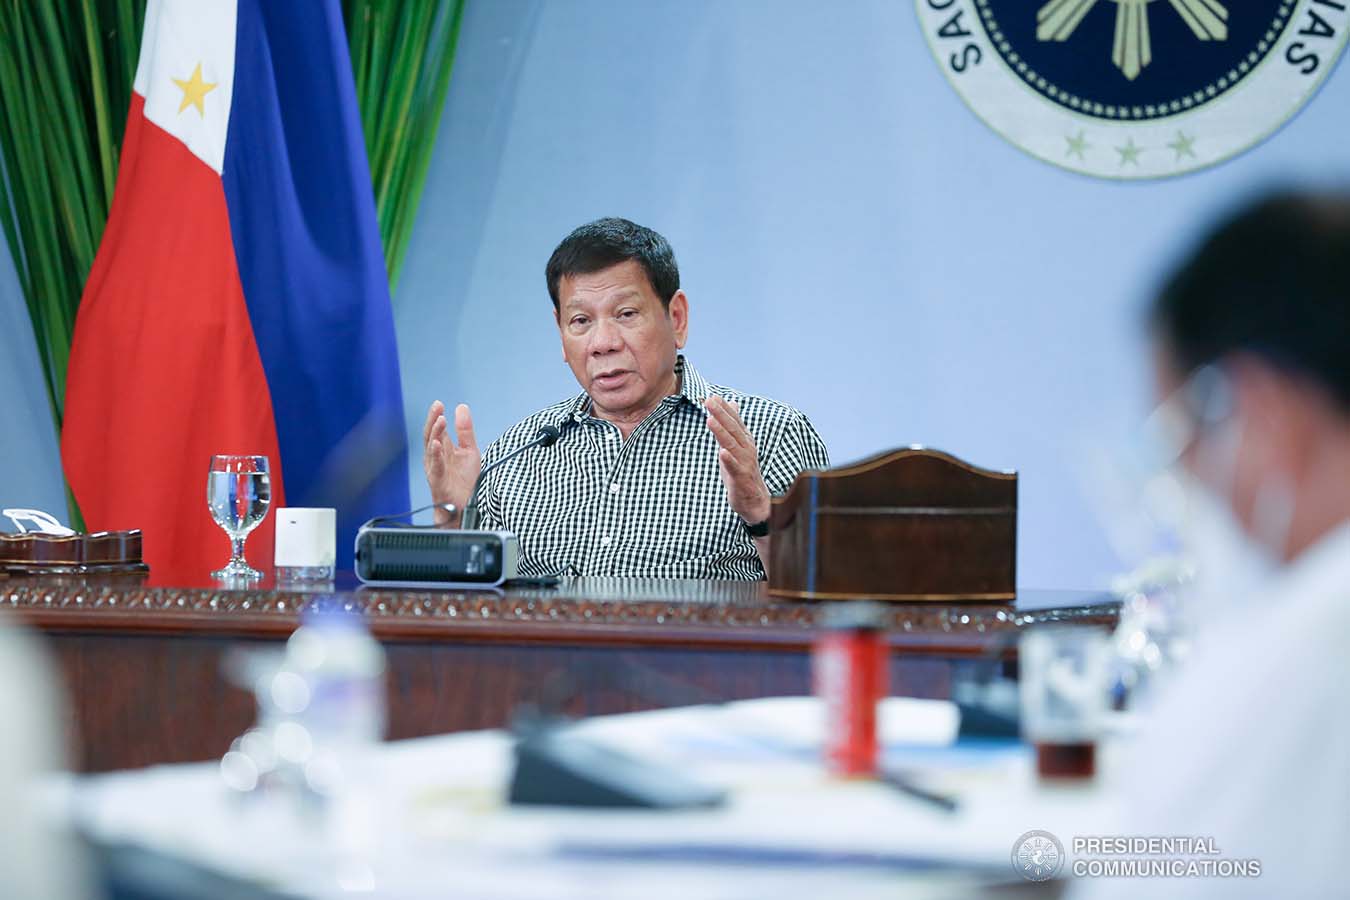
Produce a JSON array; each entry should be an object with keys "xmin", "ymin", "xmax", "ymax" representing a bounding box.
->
[
  {"xmin": 704, "ymin": 395, "xmax": 770, "ymax": 526},
  {"xmin": 422, "ymin": 400, "xmax": 482, "ymax": 526}
]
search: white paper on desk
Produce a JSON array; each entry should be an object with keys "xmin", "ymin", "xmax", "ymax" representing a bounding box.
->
[
  {"xmin": 719, "ymin": 697, "xmax": 961, "ymax": 751},
  {"xmin": 569, "ymin": 697, "xmax": 960, "ymax": 774}
]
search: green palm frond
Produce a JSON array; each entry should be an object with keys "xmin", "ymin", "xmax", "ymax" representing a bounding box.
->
[
  {"xmin": 0, "ymin": 0, "xmax": 142, "ymax": 430},
  {"xmin": 0, "ymin": 0, "xmax": 145, "ymax": 528},
  {"xmin": 343, "ymin": 0, "xmax": 466, "ymax": 295}
]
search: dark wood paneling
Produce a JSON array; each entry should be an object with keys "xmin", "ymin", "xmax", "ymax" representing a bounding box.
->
[{"xmin": 4, "ymin": 576, "xmax": 1116, "ymax": 772}]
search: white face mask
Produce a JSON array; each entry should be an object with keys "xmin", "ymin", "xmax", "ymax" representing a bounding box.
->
[
  {"xmin": 1172, "ymin": 469, "xmax": 1279, "ymax": 620},
  {"xmin": 1144, "ymin": 367, "xmax": 1295, "ymax": 619},
  {"xmin": 1170, "ymin": 406, "xmax": 1295, "ymax": 620}
]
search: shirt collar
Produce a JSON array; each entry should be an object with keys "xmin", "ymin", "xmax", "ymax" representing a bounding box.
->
[
  {"xmin": 568, "ymin": 354, "xmax": 709, "ymax": 423},
  {"xmin": 676, "ymin": 355, "xmax": 712, "ymax": 406}
]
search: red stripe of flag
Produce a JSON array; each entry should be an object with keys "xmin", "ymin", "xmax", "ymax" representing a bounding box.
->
[{"xmin": 62, "ymin": 94, "xmax": 285, "ymax": 579}]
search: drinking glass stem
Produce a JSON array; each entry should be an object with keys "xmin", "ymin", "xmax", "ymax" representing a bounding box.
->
[{"xmin": 231, "ymin": 535, "xmax": 246, "ymax": 564}]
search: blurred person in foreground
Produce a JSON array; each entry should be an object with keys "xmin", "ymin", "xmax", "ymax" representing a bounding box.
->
[
  {"xmin": 1079, "ymin": 191, "xmax": 1350, "ymax": 897},
  {"xmin": 0, "ymin": 615, "xmax": 87, "ymax": 898}
]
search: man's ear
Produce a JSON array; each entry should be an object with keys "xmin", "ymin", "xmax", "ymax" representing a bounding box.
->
[
  {"xmin": 1230, "ymin": 353, "xmax": 1323, "ymax": 475},
  {"xmin": 668, "ymin": 290, "xmax": 689, "ymax": 349},
  {"xmin": 1229, "ymin": 354, "xmax": 1294, "ymax": 431},
  {"xmin": 555, "ymin": 307, "xmax": 566, "ymax": 362}
]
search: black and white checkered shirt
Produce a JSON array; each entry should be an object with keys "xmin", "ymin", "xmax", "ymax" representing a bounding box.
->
[{"xmin": 473, "ymin": 356, "xmax": 829, "ymax": 580}]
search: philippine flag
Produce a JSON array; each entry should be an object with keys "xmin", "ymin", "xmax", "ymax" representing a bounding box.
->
[{"xmin": 61, "ymin": 0, "xmax": 409, "ymax": 578}]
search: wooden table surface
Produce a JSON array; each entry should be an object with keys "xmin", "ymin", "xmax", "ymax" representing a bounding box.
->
[{"xmin": 2, "ymin": 572, "xmax": 1118, "ymax": 772}]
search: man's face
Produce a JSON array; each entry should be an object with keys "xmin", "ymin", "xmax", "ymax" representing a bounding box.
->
[{"xmin": 557, "ymin": 259, "xmax": 688, "ymax": 421}]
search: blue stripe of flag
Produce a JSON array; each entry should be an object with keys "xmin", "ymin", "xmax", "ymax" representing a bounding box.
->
[{"xmin": 222, "ymin": 0, "xmax": 409, "ymax": 568}]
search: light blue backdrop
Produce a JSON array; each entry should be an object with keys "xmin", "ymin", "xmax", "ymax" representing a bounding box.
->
[
  {"xmin": 392, "ymin": 0, "xmax": 1349, "ymax": 589},
  {"xmin": 3, "ymin": 0, "xmax": 1346, "ymax": 587},
  {"xmin": 0, "ymin": 225, "xmax": 66, "ymax": 518}
]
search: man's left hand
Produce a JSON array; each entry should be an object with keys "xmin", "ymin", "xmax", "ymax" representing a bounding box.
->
[{"xmin": 705, "ymin": 395, "xmax": 771, "ymax": 525}]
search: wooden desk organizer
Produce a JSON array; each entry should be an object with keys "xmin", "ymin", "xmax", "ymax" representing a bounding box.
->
[
  {"xmin": 0, "ymin": 530, "xmax": 148, "ymax": 576},
  {"xmin": 767, "ymin": 447, "xmax": 1016, "ymax": 602}
]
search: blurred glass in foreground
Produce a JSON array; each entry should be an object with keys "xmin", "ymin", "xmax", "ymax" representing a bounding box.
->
[
  {"xmin": 221, "ymin": 607, "xmax": 386, "ymax": 891},
  {"xmin": 1020, "ymin": 625, "xmax": 1112, "ymax": 781}
]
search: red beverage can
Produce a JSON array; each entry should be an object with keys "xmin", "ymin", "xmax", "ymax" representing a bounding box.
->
[{"xmin": 814, "ymin": 603, "xmax": 889, "ymax": 776}]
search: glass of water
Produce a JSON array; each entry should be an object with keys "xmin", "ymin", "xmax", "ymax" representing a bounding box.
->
[{"xmin": 208, "ymin": 454, "xmax": 272, "ymax": 580}]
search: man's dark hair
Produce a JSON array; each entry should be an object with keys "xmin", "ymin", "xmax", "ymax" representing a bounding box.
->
[
  {"xmin": 1152, "ymin": 189, "xmax": 1350, "ymax": 413},
  {"xmin": 545, "ymin": 217, "xmax": 680, "ymax": 314}
]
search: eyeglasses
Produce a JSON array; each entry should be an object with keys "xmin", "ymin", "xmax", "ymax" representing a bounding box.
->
[{"xmin": 1142, "ymin": 364, "xmax": 1236, "ymax": 470}]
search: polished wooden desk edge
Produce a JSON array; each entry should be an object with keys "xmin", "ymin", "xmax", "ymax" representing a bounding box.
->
[{"xmin": 2, "ymin": 576, "xmax": 1119, "ymax": 653}]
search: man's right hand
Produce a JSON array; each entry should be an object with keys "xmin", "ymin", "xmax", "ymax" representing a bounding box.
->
[{"xmin": 422, "ymin": 400, "xmax": 482, "ymax": 527}]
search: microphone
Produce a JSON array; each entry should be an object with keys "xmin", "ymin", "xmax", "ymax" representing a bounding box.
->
[{"xmin": 461, "ymin": 424, "xmax": 560, "ymax": 530}]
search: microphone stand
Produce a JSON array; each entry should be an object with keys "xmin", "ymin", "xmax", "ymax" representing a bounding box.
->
[{"xmin": 461, "ymin": 425, "xmax": 560, "ymax": 529}]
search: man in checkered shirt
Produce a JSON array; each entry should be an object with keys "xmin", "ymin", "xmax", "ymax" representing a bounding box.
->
[{"xmin": 421, "ymin": 218, "xmax": 828, "ymax": 580}]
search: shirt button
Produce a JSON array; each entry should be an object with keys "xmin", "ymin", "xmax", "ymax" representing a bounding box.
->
[
  {"xmin": 600, "ymin": 536, "xmax": 612, "ymax": 547},
  {"xmin": 609, "ymin": 483, "xmax": 620, "ymax": 494}
]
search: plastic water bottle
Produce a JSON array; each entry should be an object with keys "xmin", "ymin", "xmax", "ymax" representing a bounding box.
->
[
  {"xmin": 220, "ymin": 606, "xmax": 386, "ymax": 892},
  {"xmin": 291, "ymin": 610, "xmax": 384, "ymax": 744}
]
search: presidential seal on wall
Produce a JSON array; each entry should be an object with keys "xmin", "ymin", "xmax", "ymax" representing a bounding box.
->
[{"xmin": 917, "ymin": 0, "xmax": 1349, "ymax": 178}]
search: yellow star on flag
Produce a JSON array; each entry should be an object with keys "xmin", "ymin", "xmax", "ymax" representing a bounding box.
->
[{"xmin": 172, "ymin": 62, "xmax": 217, "ymax": 117}]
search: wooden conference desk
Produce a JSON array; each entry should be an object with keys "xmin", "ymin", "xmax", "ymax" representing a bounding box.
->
[{"xmin": 1, "ymin": 572, "xmax": 1118, "ymax": 773}]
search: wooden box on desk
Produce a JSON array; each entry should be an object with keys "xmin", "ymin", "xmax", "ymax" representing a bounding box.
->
[{"xmin": 767, "ymin": 447, "xmax": 1016, "ymax": 602}]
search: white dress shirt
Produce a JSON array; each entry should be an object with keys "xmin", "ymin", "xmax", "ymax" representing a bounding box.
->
[
  {"xmin": 0, "ymin": 616, "xmax": 86, "ymax": 899},
  {"xmin": 1076, "ymin": 521, "xmax": 1350, "ymax": 898}
]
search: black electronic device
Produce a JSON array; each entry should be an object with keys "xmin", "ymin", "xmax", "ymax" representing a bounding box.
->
[
  {"xmin": 354, "ymin": 526, "xmax": 518, "ymax": 587},
  {"xmin": 509, "ymin": 724, "xmax": 726, "ymax": 810}
]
